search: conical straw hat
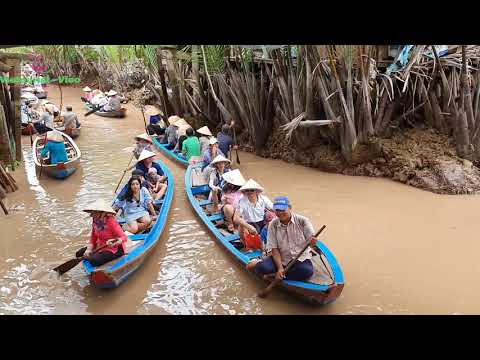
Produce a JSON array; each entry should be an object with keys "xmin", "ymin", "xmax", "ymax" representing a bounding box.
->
[
  {"xmin": 83, "ymin": 199, "xmax": 116, "ymax": 215},
  {"xmin": 222, "ymin": 169, "xmax": 246, "ymax": 187},
  {"xmin": 174, "ymin": 118, "xmax": 189, "ymax": 128},
  {"xmin": 107, "ymin": 90, "xmax": 118, "ymax": 96},
  {"xmin": 46, "ymin": 130, "xmax": 64, "ymax": 142},
  {"xmin": 137, "ymin": 149, "xmax": 156, "ymax": 162},
  {"xmin": 197, "ymin": 126, "xmax": 212, "ymax": 136},
  {"xmin": 211, "ymin": 154, "xmax": 231, "ymax": 166},
  {"xmin": 22, "ymin": 86, "xmax": 35, "ymax": 92},
  {"xmin": 168, "ymin": 115, "xmax": 181, "ymax": 125},
  {"xmin": 82, "ymin": 86, "xmax": 92, "ymax": 92},
  {"xmin": 209, "ymin": 137, "xmax": 218, "ymax": 145},
  {"xmin": 240, "ymin": 179, "xmax": 264, "ymax": 192},
  {"xmin": 134, "ymin": 133, "xmax": 152, "ymax": 143},
  {"xmin": 145, "ymin": 106, "xmax": 162, "ymax": 116}
]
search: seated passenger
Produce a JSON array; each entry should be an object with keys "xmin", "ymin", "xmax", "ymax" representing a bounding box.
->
[
  {"xmin": 246, "ymin": 197, "xmax": 316, "ymax": 282},
  {"xmin": 40, "ymin": 131, "xmax": 68, "ymax": 165},
  {"xmin": 62, "ymin": 105, "xmax": 81, "ymax": 136},
  {"xmin": 202, "ymin": 137, "xmax": 225, "ymax": 171},
  {"xmin": 81, "ymin": 199, "xmax": 127, "ymax": 266},
  {"xmin": 162, "ymin": 116, "xmax": 180, "ymax": 146},
  {"xmin": 113, "ymin": 176, "xmax": 157, "ymax": 234},
  {"xmin": 181, "ymin": 127, "xmax": 201, "ymax": 161},
  {"xmin": 133, "ymin": 133, "xmax": 153, "ymax": 160},
  {"xmin": 135, "ymin": 150, "xmax": 166, "ymax": 184},
  {"xmin": 208, "ymin": 155, "xmax": 231, "ymax": 206},
  {"xmin": 146, "ymin": 107, "xmax": 166, "ymax": 136},
  {"xmin": 116, "ymin": 169, "xmax": 150, "ymax": 201},
  {"xmin": 146, "ymin": 167, "xmax": 167, "ymax": 200},
  {"xmin": 102, "ymin": 90, "xmax": 121, "ymax": 112},
  {"xmin": 238, "ymin": 179, "xmax": 275, "ymax": 244},
  {"xmin": 81, "ymin": 87, "xmax": 93, "ymax": 103},
  {"xmin": 33, "ymin": 103, "xmax": 55, "ymax": 134},
  {"xmin": 173, "ymin": 118, "xmax": 190, "ymax": 152}
]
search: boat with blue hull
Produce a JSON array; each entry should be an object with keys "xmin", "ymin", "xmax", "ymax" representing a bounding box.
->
[
  {"xmin": 82, "ymin": 159, "xmax": 174, "ymax": 288},
  {"xmin": 184, "ymin": 163, "xmax": 344, "ymax": 305},
  {"xmin": 151, "ymin": 136, "xmax": 189, "ymax": 167}
]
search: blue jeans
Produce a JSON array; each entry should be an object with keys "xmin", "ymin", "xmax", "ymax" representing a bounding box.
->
[{"xmin": 254, "ymin": 256, "xmax": 314, "ymax": 281}]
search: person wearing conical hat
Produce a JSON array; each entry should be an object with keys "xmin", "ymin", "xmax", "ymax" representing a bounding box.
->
[
  {"xmin": 208, "ymin": 154, "xmax": 232, "ymax": 207},
  {"xmin": 161, "ymin": 115, "xmax": 180, "ymax": 147},
  {"xmin": 32, "ymin": 102, "xmax": 55, "ymax": 134},
  {"xmin": 135, "ymin": 149, "xmax": 167, "ymax": 186},
  {"xmin": 196, "ymin": 126, "xmax": 212, "ymax": 154},
  {"xmin": 238, "ymin": 179, "xmax": 275, "ymax": 246},
  {"xmin": 101, "ymin": 90, "xmax": 121, "ymax": 112},
  {"xmin": 81, "ymin": 86, "xmax": 93, "ymax": 103},
  {"xmin": 39, "ymin": 131, "xmax": 68, "ymax": 165},
  {"xmin": 202, "ymin": 137, "xmax": 226, "ymax": 171},
  {"xmin": 173, "ymin": 122, "xmax": 191, "ymax": 153},
  {"xmin": 79, "ymin": 199, "xmax": 128, "ymax": 266},
  {"xmin": 133, "ymin": 133, "xmax": 153, "ymax": 159}
]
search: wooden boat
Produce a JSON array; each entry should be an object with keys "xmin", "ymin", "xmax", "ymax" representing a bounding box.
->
[
  {"xmin": 55, "ymin": 124, "xmax": 81, "ymax": 139},
  {"xmin": 151, "ymin": 136, "xmax": 189, "ymax": 167},
  {"xmin": 32, "ymin": 132, "xmax": 81, "ymax": 179},
  {"xmin": 85, "ymin": 103, "xmax": 127, "ymax": 118},
  {"xmin": 82, "ymin": 159, "xmax": 174, "ymax": 288},
  {"xmin": 184, "ymin": 163, "xmax": 344, "ymax": 305}
]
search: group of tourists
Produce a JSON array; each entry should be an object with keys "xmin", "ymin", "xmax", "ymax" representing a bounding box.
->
[{"xmin": 81, "ymin": 87, "xmax": 124, "ymax": 112}]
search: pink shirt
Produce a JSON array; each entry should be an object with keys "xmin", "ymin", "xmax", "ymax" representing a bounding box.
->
[
  {"xmin": 90, "ymin": 215, "xmax": 127, "ymax": 254},
  {"xmin": 85, "ymin": 92, "xmax": 93, "ymax": 102},
  {"xmin": 222, "ymin": 191, "xmax": 243, "ymax": 209}
]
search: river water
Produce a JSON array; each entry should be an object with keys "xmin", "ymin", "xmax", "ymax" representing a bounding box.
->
[{"xmin": 1, "ymin": 86, "xmax": 480, "ymax": 315}]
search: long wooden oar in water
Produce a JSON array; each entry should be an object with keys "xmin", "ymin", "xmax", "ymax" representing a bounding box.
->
[
  {"xmin": 257, "ymin": 225, "xmax": 326, "ymax": 299},
  {"xmin": 84, "ymin": 105, "xmax": 101, "ymax": 117},
  {"xmin": 232, "ymin": 125, "xmax": 240, "ymax": 165},
  {"xmin": 53, "ymin": 244, "xmax": 109, "ymax": 275}
]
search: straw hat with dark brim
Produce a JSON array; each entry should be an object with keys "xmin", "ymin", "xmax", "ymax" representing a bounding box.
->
[
  {"xmin": 197, "ymin": 126, "xmax": 212, "ymax": 136},
  {"xmin": 211, "ymin": 154, "xmax": 231, "ymax": 166},
  {"xmin": 46, "ymin": 130, "xmax": 64, "ymax": 142},
  {"xmin": 137, "ymin": 149, "xmax": 157, "ymax": 162},
  {"xmin": 134, "ymin": 133, "xmax": 153, "ymax": 143},
  {"xmin": 83, "ymin": 199, "xmax": 116, "ymax": 215},
  {"xmin": 240, "ymin": 179, "xmax": 264, "ymax": 192},
  {"xmin": 222, "ymin": 169, "xmax": 246, "ymax": 187},
  {"xmin": 82, "ymin": 86, "xmax": 92, "ymax": 92}
]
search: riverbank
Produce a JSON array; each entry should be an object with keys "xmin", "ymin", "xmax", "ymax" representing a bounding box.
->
[{"xmin": 249, "ymin": 127, "xmax": 480, "ymax": 195}]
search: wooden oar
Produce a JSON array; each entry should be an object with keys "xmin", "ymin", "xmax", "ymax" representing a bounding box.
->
[
  {"xmin": 53, "ymin": 244, "xmax": 109, "ymax": 275},
  {"xmin": 114, "ymin": 153, "xmax": 135, "ymax": 194},
  {"xmin": 257, "ymin": 225, "xmax": 326, "ymax": 299},
  {"xmin": 84, "ymin": 105, "xmax": 101, "ymax": 117},
  {"xmin": 140, "ymin": 106, "xmax": 148, "ymax": 133},
  {"xmin": 232, "ymin": 125, "xmax": 240, "ymax": 165},
  {"xmin": 38, "ymin": 131, "xmax": 48, "ymax": 179}
]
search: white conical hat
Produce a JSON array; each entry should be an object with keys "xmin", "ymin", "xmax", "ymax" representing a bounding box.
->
[
  {"xmin": 46, "ymin": 130, "xmax": 64, "ymax": 142},
  {"xmin": 145, "ymin": 106, "xmax": 162, "ymax": 116},
  {"xmin": 168, "ymin": 115, "xmax": 181, "ymax": 125},
  {"xmin": 107, "ymin": 90, "xmax": 117, "ymax": 96},
  {"xmin": 222, "ymin": 169, "xmax": 246, "ymax": 186},
  {"xmin": 22, "ymin": 86, "xmax": 35, "ymax": 92},
  {"xmin": 209, "ymin": 137, "xmax": 218, "ymax": 145},
  {"xmin": 240, "ymin": 179, "xmax": 264, "ymax": 192},
  {"xmin": 134, "ymin": 133, "xmax": 152, "ymax": 143},
  {"xmin": 211, "ymin": 154, "xmax": 231, "ymax": 166},
  {"xmin": 174, "ymin": 118, "xmax": 189, "ymax": 128},
  {"xmin": 197, "ymin": 126, "xmax": 212, "ymax": 136},
  {"xmin": 137, "ymin": 149, "xmax": 156, "ymax": 162},
  {"xmin": 82, "ymin": 86, "xmax": 92, "ymax": 92},
  {"xmin": 83, "ymin": 199, "xmax": 116, "ymax": 215}
]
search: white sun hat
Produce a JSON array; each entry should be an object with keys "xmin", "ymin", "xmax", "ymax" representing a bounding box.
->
[
  {"xmin": 210, "ymin": 154, "xmax": 231, "ymax": 166},
  {"xmin": 137, "ymin": 149, "xmax": 157, "ymax": 162},
  {"xmin": 209, "ymin": 137, "xmax": 218, "ymax": 145},
  {"xmin": 83, "ymin": 199, "xmax": 116, "ymax": 215},
  {"xmin": 106, "ymin": 90, "xmax": 118, "ymax": 96},
  {"xmin": 222, "ymin": 169, "xmax": 246, "ymax": 187},
  {"xmin": 145, "ymin": 106, "xmax": 162, "ymax": 116},
  {"xmin": 174, "ymin": 118, "xmax": 189, "ymax": 128},
  {"xmin": 134, "ymin": 133, "xmax": 152, "ymax": 143},
  {"xmin": 168, "ymin": 115, "xmax": 181, "ymax": 125},
  {"xmin": 240, "ymin": 179, "xmax": 264, "ymax": 192},
  {"xmin": 197, "ymin": 126, "xmax": 212, "ymax": 136},
  {"xmin": 82, "ymin": 86, "xmax": 92, "ymax": 92}
]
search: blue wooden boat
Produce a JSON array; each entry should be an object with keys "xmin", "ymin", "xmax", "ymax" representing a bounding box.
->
[
  {"xmin": 151, "ymin": 136, "xmax": 189, "ymax": 167},
  {"xmin": 32, "ymin": 132, "xmax": 81, "ymax": 179},
  {"xmin": 185, "ymin": 163, "xmax": 344, "ymax": 305},
  {"xmin": 82, "ymin": 159, "xmax": 174, "ymax": 288}
]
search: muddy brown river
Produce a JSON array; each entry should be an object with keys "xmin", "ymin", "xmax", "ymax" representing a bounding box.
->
[{"xmin": 1, "ymin": 86, "xmax": 480, "ymax": 314}]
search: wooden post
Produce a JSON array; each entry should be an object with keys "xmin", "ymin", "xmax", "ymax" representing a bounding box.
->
[{"xmin": 7, "ymin": 59, "xmax": 22, "ymax": 163}]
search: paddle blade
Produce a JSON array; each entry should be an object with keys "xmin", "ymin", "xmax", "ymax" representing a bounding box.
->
[
  {"xmin": 236, "ymin": 151, "xmax": 240, "ymax": 164},
  {"xmin": 257, "ymin": 278, "xmax": 280, "ymax": 298},
  {"xmin": 84, "ymin": 107, "xmax": 100, "ymax": 117},
  {"xmin": 53, "ymin": 257, "xmax": 83, "ymax": 275}
]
